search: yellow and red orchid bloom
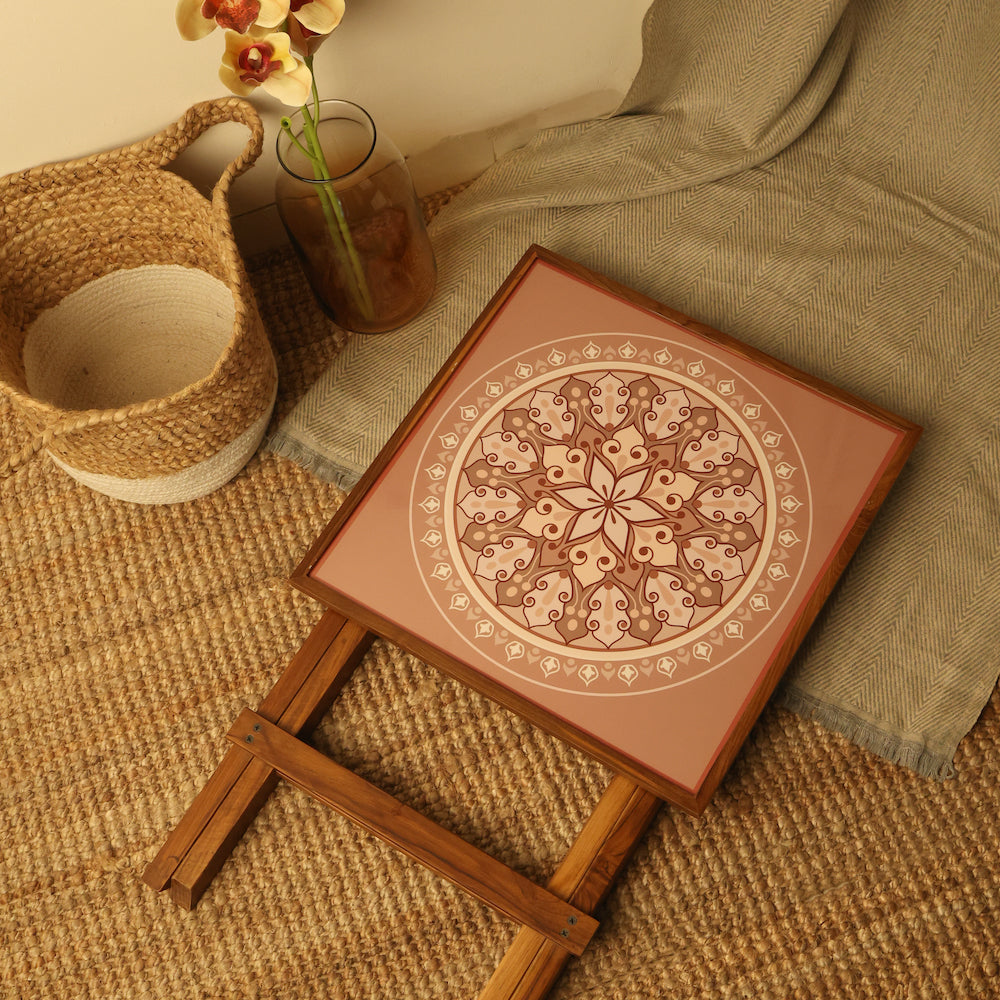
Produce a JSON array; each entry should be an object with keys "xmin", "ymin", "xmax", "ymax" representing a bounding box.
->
[
  {"xmin": 286, "ymin": 0, "xmax": 345, "ymax": 55},
  {"xmin": 176, "ymin": 0, "xmax": 290, "ymax": 41},
  {"xmin": 219, "ymin": 30, "xmax": 313, "ymax": 107},
  {"xmin": 288, "ymin": 0, "xmax": 344, "ymax": 35}
]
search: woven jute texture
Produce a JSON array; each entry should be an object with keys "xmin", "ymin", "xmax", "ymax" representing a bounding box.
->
[
  {"xmin": 2, "ymin": 196, "xmax": 999, "ymax": 1000},
  {"xmin": 0, "ymin": 98, "xmax": 277, "ymax": 490}
]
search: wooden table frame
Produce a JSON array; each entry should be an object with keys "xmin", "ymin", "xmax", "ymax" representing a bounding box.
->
[
  {"xmin": 144, "ymin": 608, "xmax": 662, "ymax": 999},
  {"xmin": 289, "ymin": 246, "xmax": 921, "ymax": 812}
]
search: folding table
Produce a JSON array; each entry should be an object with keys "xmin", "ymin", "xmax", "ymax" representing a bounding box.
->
[{"xmin": 145, "ymin": 246, "xmax": 919, "ymax": 999}]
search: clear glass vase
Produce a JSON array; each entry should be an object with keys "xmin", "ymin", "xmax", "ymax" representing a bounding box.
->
[{"xmin": 275, "ymin": 100, "xmax": 436, "ymax": 334}]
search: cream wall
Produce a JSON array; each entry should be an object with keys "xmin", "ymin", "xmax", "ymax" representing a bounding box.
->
[{"xmin": 8, "ymin": 0, "xmax": 651, "ymax": 250}]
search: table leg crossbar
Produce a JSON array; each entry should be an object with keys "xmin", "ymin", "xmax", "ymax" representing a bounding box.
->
[{"xmin": 144, "ymin": 609, "xmax": 662, "ymax": 999}]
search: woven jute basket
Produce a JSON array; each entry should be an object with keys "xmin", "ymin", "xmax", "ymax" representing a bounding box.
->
[{"xmin": 0, "ymin": 97, "xmax": 277, "ymax": 504}]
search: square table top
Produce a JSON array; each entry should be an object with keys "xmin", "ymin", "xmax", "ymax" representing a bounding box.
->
[{"xmin": 294, "ymin": 247, "xmax": 919, "ymax": 812}]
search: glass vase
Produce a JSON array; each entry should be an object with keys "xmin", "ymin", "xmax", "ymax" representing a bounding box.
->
[{"xmin": 275, "ymin": 100, "xmax": 436, "ymax": 334}]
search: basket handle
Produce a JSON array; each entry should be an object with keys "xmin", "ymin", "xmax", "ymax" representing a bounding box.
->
[{"xmin": 137, "ymin": 97, "xmax": 265, "ymax": 209}]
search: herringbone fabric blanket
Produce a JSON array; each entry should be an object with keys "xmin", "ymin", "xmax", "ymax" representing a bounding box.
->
[{"xmin": 270, "ymin": 0, "xmax": 1000, "ymax": 778}]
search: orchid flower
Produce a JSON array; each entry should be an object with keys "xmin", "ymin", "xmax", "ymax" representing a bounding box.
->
[
  {"xmin": 219, "ymin": 30, "xmax": 313, "ymax": 107},
  {"xmin": 176, "ymin": 0, "xmax": 291, "ymax": 40},
  {"xmin": 285, "ymin": 0, "xmax": 345, "ymax": 56},
  {"xmin": 288, "ymin": 0, "xmax": 344, "ymax": 35}
]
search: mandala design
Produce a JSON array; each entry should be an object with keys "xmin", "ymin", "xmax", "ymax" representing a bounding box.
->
[
  {"xmin": 412, "ymin": 337, "xmax": 810, "ymax": 694},
  {"xmin": 452, "ymin": 370, "xmax": 767, "ymax": 650}
]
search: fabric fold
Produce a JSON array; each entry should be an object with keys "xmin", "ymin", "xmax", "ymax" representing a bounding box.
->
[{"xmin": 269, "ymin": 0, "xmax": 857, "ymax": 484}]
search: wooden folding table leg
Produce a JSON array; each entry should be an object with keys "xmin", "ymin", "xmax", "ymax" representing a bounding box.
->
[
  {"xmin": 143, "ymin": 610, "xmax": 372, "ymax": 909},
  {"xmin": 479, "ymin": 775, "xmax": 662, "ymax": 1000}
]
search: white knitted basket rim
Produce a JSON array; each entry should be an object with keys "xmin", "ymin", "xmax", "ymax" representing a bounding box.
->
[{"xmin": 23, "ymin": 264, "xmax": 238, "ymax": 413}]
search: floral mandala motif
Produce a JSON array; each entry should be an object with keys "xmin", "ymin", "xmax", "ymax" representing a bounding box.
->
[
  {"xmin": 452, "ymin": 369, "xmax": 767, "ymax": 652},
  {"xmin": 412, "ymin": 339, "xmax": 809, "ymax": 694}
]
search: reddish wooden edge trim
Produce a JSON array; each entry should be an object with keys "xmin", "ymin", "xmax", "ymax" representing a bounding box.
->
[
  {"xmin": 289, "ymin": 244, "xmax": 923, "ymax": 816},
  {"xmin": 228, "ymin": 709, "xmax": 599, "ymax": 956}
]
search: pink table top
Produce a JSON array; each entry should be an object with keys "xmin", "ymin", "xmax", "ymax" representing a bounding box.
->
[{"xmin": 306, "ymin": 253, "xmax": 916, "ymax": 805}]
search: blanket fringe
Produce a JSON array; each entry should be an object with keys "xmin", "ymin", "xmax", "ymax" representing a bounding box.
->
[
  {"xmin": 778, "ymin": 688, "xmax": 956, "ymax": 780},
  {"xmin": 266, "ymin": 431, "xmax": 362, "ymax": 492}
]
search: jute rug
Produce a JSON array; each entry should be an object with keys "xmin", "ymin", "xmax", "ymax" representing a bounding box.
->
[{"xmin": 2, "ymin": 184, "xmax": 999, "ymax": 998}]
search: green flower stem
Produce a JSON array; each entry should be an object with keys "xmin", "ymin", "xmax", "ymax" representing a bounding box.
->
[{"xmin": 282, "ymin": 82, "xmax": 374, "ymax": 321}]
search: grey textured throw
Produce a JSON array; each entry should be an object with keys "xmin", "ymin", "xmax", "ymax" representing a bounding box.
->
[{"xmin": 270, "ymin": 0, "xmax": 1000, "ymax": 779}]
